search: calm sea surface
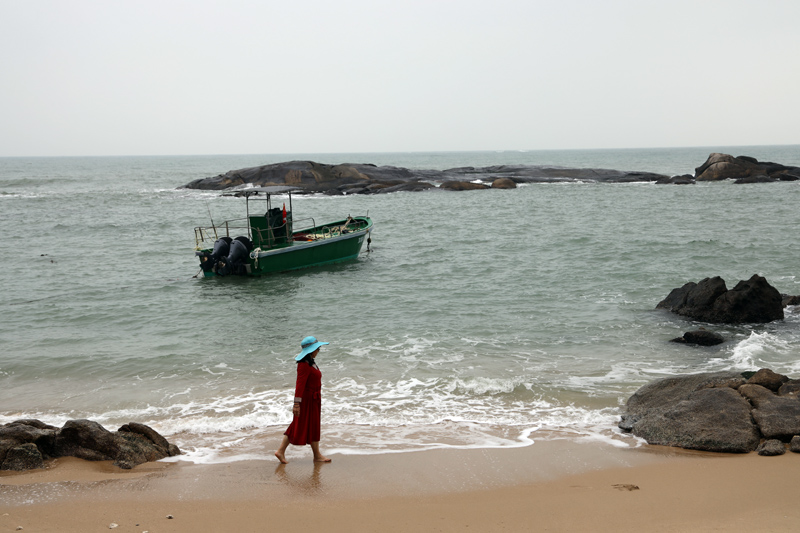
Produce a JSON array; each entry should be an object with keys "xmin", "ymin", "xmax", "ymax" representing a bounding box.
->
[{"xmin": 1, "ymin": 146, "xmax": 799, "ymax": 462}]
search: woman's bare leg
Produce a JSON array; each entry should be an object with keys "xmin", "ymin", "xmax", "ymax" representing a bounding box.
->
[
  {"xmin": 310, "ymin": 441, "xmax": 331, "ymax": 462},
  {"xmin": 274, "ymin": 435, "xmax": 290, "ymax": 464}
]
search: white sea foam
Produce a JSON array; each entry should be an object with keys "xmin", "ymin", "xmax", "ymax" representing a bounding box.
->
[
  {"xmin": 0, "ymin": 379, "xmax": 641, "ymax": 465},
  {"xmin": 148, "ymin": 390, "xmax": 639, "ymax": 463},
  {"xmin": 566, "ymin": 363, "xmax": 647, "ymax": 390},
  {"xmin": 728, "ymin": 331, "xmax": 790, "ymax": 370},
  {"xmin": 0, "ymin": 191, "xmax": 43, "ymax": 199}
]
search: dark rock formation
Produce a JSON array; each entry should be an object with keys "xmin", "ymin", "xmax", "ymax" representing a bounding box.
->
[
  {"xmin": 2, "ymin": 443, "xmax": 44, "ymax": 470},
  {"xmin": 53, "ymin": 419, "xmax": 121, "ymax": 462},
  {"xmin": 735, "ymin": 175, "xmax": 774, "ymax": 184},
  {"xmin": 491, "ymin": 178, "xmax": 517, "ymax": 189},
  {"xmin": 695, "ymin": 153, "xmax": 800, "ymax": 182},
  {"xmin": 179, "ymin": 155, "xmax": 799, "ymax": 194},
  {"xmin": 376, "ymin": 181, "xmax": 436, "ymax": 194},
  {"xmin": 0, "ymin": 419, "xmax": 180, "ymax": 471},
  {"xmin": 0, "ymin": 419, "xmax": 58, "ymax": 470},
  {"xmin": 440, "ymin": 181, "xmax": 489, "ymax": 191},
  {"xmin": 739, "ymin": 384, "xmax": 800, "ymax": 440},
  {"xmin": 757, "ymin": 439, "xmax": 786, "ymax": 456},
  {"xmin": 620, "ymin": 369, "xmax": 800, "ymax": 453},
  {"xmin": 670, "ymin": 328, "xmax": 724, "ymax": 346},
  {"xmin": 621, "ymin": 372, "xmax": 746, "ymax": 418},
  {"xmin": 782, "ymin": 294, "xmax": 800, "ymax": 308},
  {"xmin": 180, "ymin": 160, "xmax": 670, "ymax": 193},
  {"xmin": 656, "ymin": 275, "xmax": 784, "ymax": 324},
  {"xmin": 778, "ymin": 380, "xmax": 800, "ymax": 398},
  {"xmin": 746, "ymin": 368, "xmax": 789, "ymax": 392},
  {"xmin": 791, "ymin": 435, "xmax": 800, "ymax": 453},
  {"xmin": 618, "ymin": 371, "xmax": 758, "ymax": 453}
]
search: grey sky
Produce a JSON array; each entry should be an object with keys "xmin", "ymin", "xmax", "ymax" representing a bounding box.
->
[{"xmin": 1, "ymin": 0, "xmax": 798, "ymax": 156}]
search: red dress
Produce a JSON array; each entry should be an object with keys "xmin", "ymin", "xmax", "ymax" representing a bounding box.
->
[{"xmin": 284, "ymin": 361, "xmax": 322, "ymax": 445}]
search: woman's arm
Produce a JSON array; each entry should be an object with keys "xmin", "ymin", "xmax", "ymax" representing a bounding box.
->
[{"xmin": 293, "ymin": 363, "xmax": 311, "ymax": 409}]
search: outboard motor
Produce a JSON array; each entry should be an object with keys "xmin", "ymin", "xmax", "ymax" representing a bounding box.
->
[
  {"xmin": 216, "ymin": 237, "xmax": 249, "ymax": 276},
  {"xmin": 196, "ymin": 237, "xmax": 232, "ymax": 273},
  {"xmin": 233, "ymin": 235, "xmax": 253, "ymax": 253}
]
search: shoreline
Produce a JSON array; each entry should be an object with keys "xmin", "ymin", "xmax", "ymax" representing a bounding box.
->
[{"xmin": 3, "ymin": 441, "xmax": 799, "ymax": 532}]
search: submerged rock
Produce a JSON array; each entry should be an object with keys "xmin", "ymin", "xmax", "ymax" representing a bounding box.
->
[
  {"xmin": 656, "ymin": 174, "xmax": 695, "ymax": 185},
  {"xmin": 670, "ymin": 328, "xmax": 724, "ymax": 346},
  {"xmin": 783, "ymin": 294, "xmax": 800, "ymax": 308},
  {"xmin": 440, "ymin": 181, "xmax": 489, "ymax": 191},
  {"xmin": 656, "ymin": 275, "xmax": 784, "ymax": 324},
  {"xmin": 0, "ymin": 419, "xmax": 180, "ymax": 471}
]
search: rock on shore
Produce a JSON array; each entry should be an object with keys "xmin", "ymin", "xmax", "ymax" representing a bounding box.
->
[
  {"xmin": 619, "ymin": 369, "xmax": 800, "ymax": 453},
  {"xmin": 0, "ymin": 419, "xmax": 181, "ymax": 471}
]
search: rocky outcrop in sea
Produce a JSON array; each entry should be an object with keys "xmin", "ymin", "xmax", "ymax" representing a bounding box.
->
[
  {"xmin": 695, "ymin": 153, "xmax": 800, "ymax": 183},
  {"xmin": 619, "ymin": 369, "xmax": 800, "ymax": 454},
  {"xmin": 178, "ymin": 153, "xmax": 800, "ymax": 194},
  {"xmin": 0, "ymin": 419, "xmax": 181, "ymax": 471},
  {"xmin": 180, "ymin": 160, "xmax": 669, "ymax": 194},
  {"xmin": 656, "ymin": 275, "xmax": 785, "ymax": 324}
]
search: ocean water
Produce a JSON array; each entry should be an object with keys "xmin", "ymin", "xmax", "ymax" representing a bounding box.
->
[{"xmin": 1, "ymin": 146, "xmax": 799, "ymax": 463}]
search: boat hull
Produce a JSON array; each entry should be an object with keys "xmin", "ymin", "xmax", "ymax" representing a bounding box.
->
[{"xmin": 248, "ymin": 227, "xmax": 370, "ymax": 275}]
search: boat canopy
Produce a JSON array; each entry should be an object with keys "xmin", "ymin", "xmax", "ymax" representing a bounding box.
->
[{"xmin": 229, "ymin": 186, "xmax": 299, "ymax": 198}]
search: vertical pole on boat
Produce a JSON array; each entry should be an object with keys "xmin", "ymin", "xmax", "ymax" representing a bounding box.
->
[
  {"xmin": 206, "ymin": 201, "xmax": 218, "ymax": 241},
  {"xmin": 266, "ymin": 192, "xmax": 275, "ymax": 246},
  {"xmin": 288, "ymin": 191, "xmax": 293, "ymax": 236},
  {"xmin": 245, "ymin": 193, "xmax": 251, "ymax": 241}
]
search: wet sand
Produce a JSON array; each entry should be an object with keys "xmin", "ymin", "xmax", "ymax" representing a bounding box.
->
[{"xmin": 2, "ymin": 441, "xmax": 799, "ymax": 532}]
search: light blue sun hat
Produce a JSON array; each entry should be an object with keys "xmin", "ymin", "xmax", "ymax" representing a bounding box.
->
[{"xmin": 295, "ymin": 336, "xmax": 329, "ymax": 361}]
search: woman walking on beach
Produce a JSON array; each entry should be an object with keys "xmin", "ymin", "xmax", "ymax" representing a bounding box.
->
[{"xmin": 274, "ymin": 336, "xmax": 332, "ymax": 464}]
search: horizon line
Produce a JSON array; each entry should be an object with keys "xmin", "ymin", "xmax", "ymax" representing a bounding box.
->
[{"xmin": 1, "ymin": 143, "xmax": 798, "ymax": 159}]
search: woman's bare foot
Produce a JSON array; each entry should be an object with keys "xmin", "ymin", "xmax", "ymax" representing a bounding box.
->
[
  {"xmin": 274, "ymin": 451, "xmax": 288, "ymax": 464},
  {"xmin": 309, "ymin": 441, "xmax": 329, "ymax": 462}
]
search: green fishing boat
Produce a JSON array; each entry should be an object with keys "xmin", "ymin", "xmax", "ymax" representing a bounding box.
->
[{"xmin": 194, "ymin": 186, "xmax": 373, "ymax": 277}]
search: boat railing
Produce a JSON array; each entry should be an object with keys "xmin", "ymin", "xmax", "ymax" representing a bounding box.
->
[
  {"xmin": 194, "ymin": 217, "xmax": 251, "ymax": 249},
  {"xmin": 292, "ymin": 216, "xmax": 368, "ymax": 241},
  {"xmin": 292, "ymin": 217, "xmax": 317, "ymax": 233},
  {"xmin": 195, "ymin": 216, "xmax": 369, "ymax": 249}
]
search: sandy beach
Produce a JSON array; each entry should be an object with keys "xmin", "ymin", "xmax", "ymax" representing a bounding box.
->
[{"xmin": 2, "ymin": 441, "xmax": 798, "ymax": 532}]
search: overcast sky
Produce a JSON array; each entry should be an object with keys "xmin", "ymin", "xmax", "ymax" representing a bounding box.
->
[{"xmin": 1, "ymin": 0, "xmax": 798, "ymax": 156}]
